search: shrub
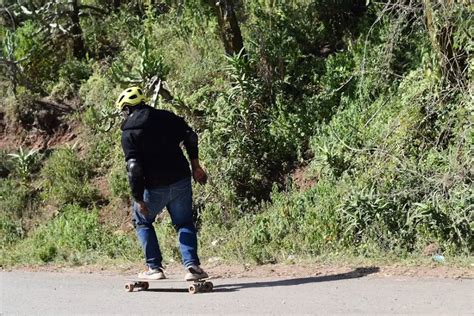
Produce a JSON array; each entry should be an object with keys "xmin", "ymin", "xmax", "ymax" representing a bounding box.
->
[
  {"xmin": 11, "ymin": 21, "xmax": 66, "ymax": 94},
  {"xmin": 0, "ymin": 215, "xmax": 25, "ymax": 248},
  {"xmin": 50, "ymin": 58, "xmax": 93, "ymax": 99},
  {"xmin": 0, "ymin": 178, "xmax": 38, "ymax": 220},
  {"xmin": 41, "ymin": 147, "xmax": 99, "ymax": 207},
  {"xmin": 1, "ymin": 204, "xmax": 140, "ymax": 265},
  {"xmin": 108, "ymin": 166, "xmax": 129, "ymax": 201}
]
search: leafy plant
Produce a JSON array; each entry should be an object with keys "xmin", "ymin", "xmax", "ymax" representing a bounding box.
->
[
  {"xmin": 8, "ymin": 147, "xmax": 39, "ymax": 182},
  {"xmin": 111, "ymin": 37, "xmax": 170, "ymax": 85},
  {"xmin": 41, "ymin": 147, "xmax": 99, "ymax": 207}
]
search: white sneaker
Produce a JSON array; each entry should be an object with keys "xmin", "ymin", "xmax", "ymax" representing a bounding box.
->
[
  {"xmin": 184, "ymin": 264, "xmax": 208, "ymax": 281},
  {"xmin": 138, "ymin": 267, "xmax": 166, "ymax": 280}
]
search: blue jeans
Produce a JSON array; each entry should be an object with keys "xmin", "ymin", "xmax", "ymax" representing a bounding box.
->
[{"xmin": 132, "ymin": 177, "xmax": 200, "ymax": 269}]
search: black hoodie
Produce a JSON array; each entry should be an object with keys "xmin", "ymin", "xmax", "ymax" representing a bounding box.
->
[{"xmin": 121, "ymin": 105, "xmax": 198, "ymax": 201}]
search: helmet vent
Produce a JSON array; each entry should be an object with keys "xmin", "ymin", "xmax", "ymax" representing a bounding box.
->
[
  {"xmin": 129, "ymin": 94, "xmax": 137, "ymax": 99},
  {"xmin": 137, "ymin": 89, "xmax": 142, "ymax": 94},
  {"xmin": 119, "ymin": 95, "xmax": 125, "ymax": 102},
  {"xmin": 126, "ymin": 88, "xmax": 132, "ymax": 92}
]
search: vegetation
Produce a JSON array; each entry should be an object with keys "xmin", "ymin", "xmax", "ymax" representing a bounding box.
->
[{"xmin": 0, "ymin": 0, "xmax": 472, "ymax": 268}]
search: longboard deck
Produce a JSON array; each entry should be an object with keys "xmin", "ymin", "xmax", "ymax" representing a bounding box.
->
[{"xmin": 124, "ymin": 277, "xmax": 213, "ymax": 294}]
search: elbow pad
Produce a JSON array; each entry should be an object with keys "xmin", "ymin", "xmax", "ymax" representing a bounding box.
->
[
  {"xmin": 126, "ymin": 158, "xmax": 145, "ymax": 202},
  {"xmin": 126, "ymin": 159, "xmax": 143, "ymax": 178}
]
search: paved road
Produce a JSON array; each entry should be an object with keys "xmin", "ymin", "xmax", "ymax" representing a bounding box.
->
[{"xmin": 1, "ymin": 270, "xmax": 473, "ymax": 315}]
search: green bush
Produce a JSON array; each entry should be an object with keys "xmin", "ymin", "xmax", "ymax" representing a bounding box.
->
[
  {"xmin": 41, "ymin": 147, "xmax": 99, "ymax": 207},
  {"xmin": 50, "ymin": 58, "xmax": 92, "ymax": 99},
  {"xmin": 1, "ymin": 204, "xmax": 140, "ymax": 265},
  {"xmin": 0, "ymin": 178, "xmax": 38, "ymax": 220},
  {"xmin": 0, "ymin": 215, "xmax": 25, "ymax": 248},
  {"xmin": 80, "ymin": 68, "xmax": 122, "ymax": 134},
  {"xmin": 108, "ymin": 166, "xmax": 129, "ymax": 201},
  {"xmin": 6, "ymin": 92, "xmax": 40, "ymax": 130},
  {"xmin": 11, "ymin": 21, "xmax": 66, "ymax": 94}
]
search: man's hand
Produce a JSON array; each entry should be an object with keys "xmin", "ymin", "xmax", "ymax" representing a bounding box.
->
[
  {"xmin": 191, "ymin": 159, "xmax": 208, "ymax": 185},
  {"xmin": 136, "ymin": 201, "xmax": 149, "ymax": 216},
  {"xmin": 193, "ymin": 166, "xmax": 208, "ymax": 185}
]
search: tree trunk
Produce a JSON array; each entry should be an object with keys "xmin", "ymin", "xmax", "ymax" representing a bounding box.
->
[
  {"xmin": 209, "ymin": 0, "xmax": 245, "ymax": 56},
  {"xmin": 69, "ymin": 0, "xmax": 86, "ymax": 59}
]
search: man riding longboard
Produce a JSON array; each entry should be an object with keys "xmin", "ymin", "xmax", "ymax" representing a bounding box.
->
[{"xmin": 117, "ymin": 86, "xmax": 208, "ymax": 281}]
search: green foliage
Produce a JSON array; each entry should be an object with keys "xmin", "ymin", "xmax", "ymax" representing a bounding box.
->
[
  {"xmin": 5, "ymin": 92, "xmax": 40, "ymax": 129},
  {"xmin": 195, "ymin": 1, "xmax": 473, "ymax": 260},
  {"xmin": 1, "ymin": 204, "xmax": 140, "ymax": 265},
  {"xmin": 111, "ymin": 36, "xmax": 170, "ymax": 85},
  {"xmin": 1, "ymin": 1, "xmax": 472, "ymax": 267},
  {"xmin": 0, "ymin": 179, "xmax": 34, "ymax": 248},
  {"xmin": 79, "ymin": 66, "xmax": 123, "ymax": 135},
  {"xmin": 11, "ymin": 21, "xmax": 66, "ymax": 94},
  {"xmin": 50, "ymin": 58, "xmax": 93, "ymax": 99},
  {"xmin": 0, "ymin": 178, "xmax": 38, "ymax": 220},
  {"xmin": 108, "ymin": 166, "xmax": 129, "ymax": 201},
  {"xmin": 41, "ymin": 147, "xmax": 99, "ymax": 207},
  {"xmin": 7, "ymin": 147, "xmax": 39, "ymax": 182},
  {"xmin": 0, "ymin": 214, "xmax": 25, "ymax": 248}
]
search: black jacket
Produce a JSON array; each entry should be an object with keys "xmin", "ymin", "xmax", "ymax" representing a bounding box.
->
[{"xmin": 121, "ymin": 105, "xmax": 198, "ymax": 201}]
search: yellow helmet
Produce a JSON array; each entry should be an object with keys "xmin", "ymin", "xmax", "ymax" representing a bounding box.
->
[{"xmin": 115, "ymin": 86, "xmax": 146, "ymax": 111}]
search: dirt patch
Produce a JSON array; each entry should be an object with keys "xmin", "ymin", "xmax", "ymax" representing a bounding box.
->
[
  {"xmin": 98, "ymin": 199, "xmax": 134, "ymax": 232},
  {"xmin": 292, "ymin": 164, "xmax": 318, "ymax": 190},
  {"xmin": 6, "ymin": 261, "xmax": 473, "ymax": 280},
  {"xmin": 0, "ymin": 97, "xmax": 80, "ymax": 152}
]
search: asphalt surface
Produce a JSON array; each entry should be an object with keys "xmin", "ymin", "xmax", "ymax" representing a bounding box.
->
[{"xmin": 1, "ymin": 270, "xmax": 473, "ymax": 315}]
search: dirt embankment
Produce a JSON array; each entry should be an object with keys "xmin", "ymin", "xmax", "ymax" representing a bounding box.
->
[{"xmin": 0, "ymin": 97, "xmax": 81, "ymax": 152}]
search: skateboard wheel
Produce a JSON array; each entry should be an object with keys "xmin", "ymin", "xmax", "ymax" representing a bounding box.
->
[
  {"xmin": 203, "ymin": 282, "xmax": 213, "ymax": 292},
  {"xmin": 125, "ymin": 283, "xmax": 135, "ymax": 292},
  {"xmin": 188, "ymin": 284, "xmax": 198, "ymax": 294}
]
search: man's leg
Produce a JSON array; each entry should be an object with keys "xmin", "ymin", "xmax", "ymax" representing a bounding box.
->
[
  {"xmin": 167, "ymin": 178, "xmax": 200, "ymax": 267},
  {"xmin": 132, "ymin": 187, "xmax": 169, "ymax": 271},
  {"xmin": 132, "ymin": 203, "xmax": 163, "ymax": 270}
]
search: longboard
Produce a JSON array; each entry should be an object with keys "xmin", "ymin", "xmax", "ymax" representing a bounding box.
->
[{"xmin": 124, "ymin": 277, "xmax": 213, "ymax": 294}]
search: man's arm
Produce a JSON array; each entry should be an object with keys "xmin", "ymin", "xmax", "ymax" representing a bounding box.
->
[{"xmin": 179, "ymin": 118, "xmax": 207, "ymax": 185}]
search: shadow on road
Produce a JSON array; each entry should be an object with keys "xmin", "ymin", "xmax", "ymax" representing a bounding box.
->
[
  {"xmin": 213, "ymin": 267, "xmax": 380, "ymax": 293},
  {"xmin": 142, "ymin": 288, "xmax": 188, "ymax": 293}
]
